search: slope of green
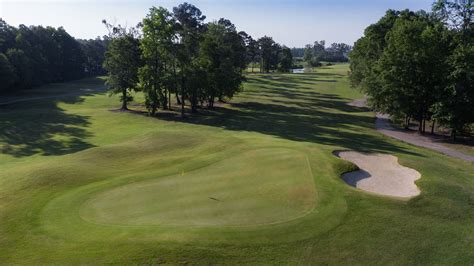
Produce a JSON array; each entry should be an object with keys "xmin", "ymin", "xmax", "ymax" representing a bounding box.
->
[{"xmin": 0, "ymin": 65, "xmax": 473, "ymax": 264}]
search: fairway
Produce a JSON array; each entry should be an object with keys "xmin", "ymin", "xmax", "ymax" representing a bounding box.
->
[
  {"xmin": 80, "ymin": 148, "xmax": 316, "ymax": 226},
  {"xmin": 1, "ymin": 65, "xmax": 473, "ymax": 264}
]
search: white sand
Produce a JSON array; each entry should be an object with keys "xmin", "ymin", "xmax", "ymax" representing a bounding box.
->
[{"xmin": 335, "ymin": 151, "xmax": 421, "ymax": 198}]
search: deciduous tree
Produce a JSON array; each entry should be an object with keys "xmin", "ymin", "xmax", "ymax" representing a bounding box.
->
[
  {"xmin": 173, "ymin": 2, "xmax": 206, "ymax": 115},
  {"xmin": 103, "ymin": 22, "xmax": 142, "ymax": 110},
  {"xmin": 140, "ymin": 7, "xmax": 177, "ymax": 115}
]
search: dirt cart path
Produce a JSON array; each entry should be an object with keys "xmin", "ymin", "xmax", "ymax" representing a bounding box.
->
[
  {"xmin": 376, "ymin": 113, "xmax": 474, "ymax": 163},
  {"xmin": 349, "ymin": 98, "xmax": 474, "ymax": 163}
]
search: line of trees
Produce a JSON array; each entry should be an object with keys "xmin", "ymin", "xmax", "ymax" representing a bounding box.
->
[
  {"xmin": 103, "ymin": 2, "xmax": 295, "ymax": 116},
  {"xmin": 0, "ymin": 19, "xmax": 109, "ymax": 93},
  {"xmin": 304, "ymin": 41, "xmax": 352, "ymax": 66},
  {"xmin": 103, "ymin": 3, "xmax": 246, "ymax": 115},
  {"xmin": 289, "ymin": 42, "xmax": 352, "ymax": 66},
  {"xmin": 350, "ymin": 0, "xmax": 473, "ymax": 139},
  {"xmin": 254, "ymin": 36, "xmax": 293, "ymax": 73},
  {"xmin": 239, "ymin": 34, "xmax": 294, "ymax": 73}
]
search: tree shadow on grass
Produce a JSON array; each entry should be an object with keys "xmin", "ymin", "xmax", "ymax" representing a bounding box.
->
[
  {"xmin": 0, "ymin": 79, "xmax": 104, "ymax": 157},
  {"xmin": 249, "ymin": 73, "xmax": 342, "ymax": 88},
  {"xmin": 156, "ymin": 75, "xmax": 422, "ymax": 157}
]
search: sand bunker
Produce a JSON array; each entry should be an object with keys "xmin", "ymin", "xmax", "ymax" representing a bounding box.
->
[{"xmin": 335, "ymin": 151, "xmax": 421, "ymax": 198}]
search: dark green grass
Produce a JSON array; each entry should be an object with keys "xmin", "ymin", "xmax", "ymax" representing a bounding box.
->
[{"xmin": 0, "ymin": 65, "xmax": 473, "ymax": 264}]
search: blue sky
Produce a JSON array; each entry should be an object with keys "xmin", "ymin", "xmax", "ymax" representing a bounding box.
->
[{"xmin": 1, "ymin": 0, "xmax": 433, "ymax": 47}]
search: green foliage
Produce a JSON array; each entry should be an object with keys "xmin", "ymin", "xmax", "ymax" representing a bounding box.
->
[
  {"xmin": 133, "ymin": 4, "xmax": 247, "ymax": 114},
  {"xmin": 309, "ymin": 40, "xmax": 326, "ymax": 64},
  {"xmin": 350, "ymin": 6, "xmax": 473, "ymax": 136},
  {"xmin": 79, "ymin": 37, "xmax": 109, "ymax": 76},
  {"xmin": 278, "ymin": 46, "xmax": 293, "ymax": 72},
  {"xmin": 301, "ymin": 40, "xmax": 351, "ymax": 66},
  {"xmin": 290, "ymin": 47, "xmax": 305, "ymax": 58},
  {"xmin": 0, "ymin": 53, "xmax": 15, "ymax": 92},
  {"xmin": 432, "ymin": 0, "xmax": 473, "ymax": 32},
  {"xmin": 431, "ymin": 0, "xmax": 474, "ymax": 137},
  {"xmin": 0, "ymin": 20, "xmax": 17, "ymax": 54},
  {"xmin": 199, "ymin": 20, "xmax": 246, "ymax": 107},
  {"xmin": 434, "ymin": 42, "xmax": 474, "ymax": 136},
  {"xmin": 243, "ymin": 33, "xmax": 260, "ymax": 72},
  {"xmin": 303, "ymin": 44, "xmax": 315, "ymax": 66},
  {"xmin": 172, "ymin": 2, "xmax": 206, "ymax": 114},
  {"xmin": 6, "ymin": 48, "xmax": 33, "ymax": 90},
  {"xmin": 375, "ymin": 16, "xmax": 449, "ymax": 125},
  {"xmin": 349, "ymin": 10, "xmax": 401, "ymax": 89},
  {"xmin": 103, "ymin": 33, "xmax": 142, "ymax": 110},
  {"xmin": 325, "ymin": 43, "xmax": 352, "ymax": 62},
  {"xmin": 258, "ymin": 36, "xmax": 280, "ymax": 72},
  {"xmin": 139, "ymin": 7, "xmax": 176, "ymax": 114},
  {"xmin": 0, "ymin": 19, "xmax": 108, "ymax": 94}
]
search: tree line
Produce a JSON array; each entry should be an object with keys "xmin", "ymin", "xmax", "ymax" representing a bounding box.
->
[
  {"xmin": 103, "ymin": 2, "xmax": 295, "ymax": 116},
  {"xmin": 249, "ymin": 36, "xmax": 294, "ymax": 73},
  {"xmin": 289, "ymin": 42, "xmax": 352, "ymax": 65},
  {"xmin": 0, "ymin": 19, "xmax": 109, "ymax": 93},
  {"xmin": 350, "ymin": 0, "xmax": 473, "ymax": 139}
]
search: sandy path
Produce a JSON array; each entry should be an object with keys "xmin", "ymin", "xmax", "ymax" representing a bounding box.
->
[
  {"xmin": 0, "ymin": 87, "xmax": 105, "ymax": 107},
  {"xmin": 376, "ymin": 114, "xmax": 474, "ymax": 162},
  {"xmin": 348, "ymin": 98, "xmax": 474, "ymax": 163},
  {"xmin": 335, "ymin": 151, "xmax": 421, "ymax": 198}
]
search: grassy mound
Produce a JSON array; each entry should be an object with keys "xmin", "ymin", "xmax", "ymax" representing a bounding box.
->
[{"xmin": 80, "ymin": 148, "xmax": 315, "ymax": 227}]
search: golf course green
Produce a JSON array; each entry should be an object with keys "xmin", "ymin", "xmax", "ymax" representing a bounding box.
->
[
  {"xmin": 80, "ymin": 148, "xmax": 316, "ymax": 227},
  {"xmin": 0, "ymin": 64, "xmax": 473, "ymax": 264}
]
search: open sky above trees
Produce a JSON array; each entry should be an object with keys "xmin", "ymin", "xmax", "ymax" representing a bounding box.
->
[{"xmin": 1, "ymin": 0, "xmax": 433, "ymax": 47}]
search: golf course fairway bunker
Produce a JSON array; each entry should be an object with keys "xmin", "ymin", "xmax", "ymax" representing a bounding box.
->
[
  {"xmin": 80, "ymin": 148, "xmax": 316, "ymax": 227},
  {"xmin": 334, "ymin": 151, "xmax": 421, "ymax": 198}
]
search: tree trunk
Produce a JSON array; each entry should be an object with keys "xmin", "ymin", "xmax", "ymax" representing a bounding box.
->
[
  {"xmin": 191, "ymin": 89, "xmax": 198, "ymax": 113},
  {"xmin": 181, "ymin": 78, "xmax": 185, "ymax": 118},
  {"xmin": 173, "ymin": 58, "xmax": 179, "ymax": 106},
  {"xmin": 121, "ymin": 89, "xmax": 128, "ymax": 110},
  {"xmin": 176, "ymin": 92, "xmax": 181, "ymax": 105},
  {"xmin": 422, "ymin": 118, "xmax": 426, "ymax": 134},
  {"xmin": 163, "ymin": 88, "xmax": 168, "ymax": 110},
  {"xmin": 431, "ymin": 120, "xmax": 435, "ymax": 134},
  {"xmin": 208, "ymin": 96, "xmax": 214, "ymax": 109},
  {"xmin": 168, "ymin": 90, "xmax": 171, "ymax": 110}
]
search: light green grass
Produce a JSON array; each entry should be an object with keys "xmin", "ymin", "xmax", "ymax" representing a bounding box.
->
[
  {"xmin": 0, "ymin": 64, "xmax": 473, "ymax": 264},
  {"xmin": 79, "ymin": 148, "xmax": 315, "ymax": 227}
]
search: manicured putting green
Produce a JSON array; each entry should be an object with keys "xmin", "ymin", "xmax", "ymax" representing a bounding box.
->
[{"xmin": 80, "ymin": 148, "xmax": 316, "ymax": 227}]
